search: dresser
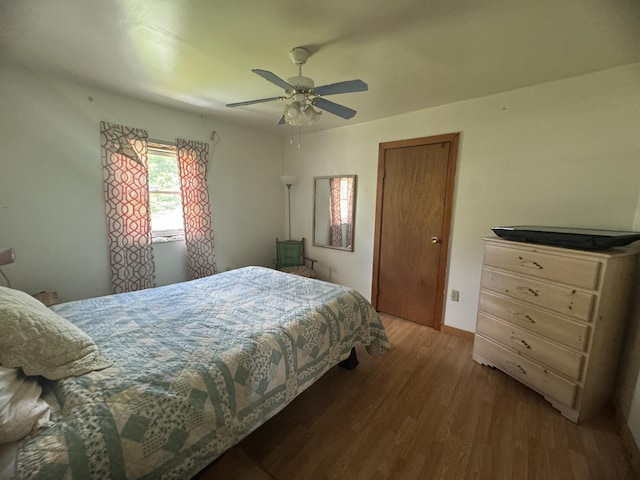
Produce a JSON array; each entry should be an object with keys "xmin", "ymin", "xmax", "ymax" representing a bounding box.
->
[{"xmin": 472, "ymin": 237, "xmax": 638, "ymax": 422}]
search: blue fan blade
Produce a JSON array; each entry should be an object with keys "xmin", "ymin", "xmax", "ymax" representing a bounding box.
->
[
  {"xmin": 277, "ymin": 115, "xmax": 286, "ymax": 125},
  {"xmin": 252, "ymin": 69, "xmax": 294, "ymax": 91},
  {"xmin": 314, "ymin": 79, "xmax": 368, "ymax": 96},
  {"xmin": 314, "ymin": 98, "xmax": 357, "ymax": 119},
  {"xmin": 226, "ymin": 96, "xmax": 281, "ymax": 107}
]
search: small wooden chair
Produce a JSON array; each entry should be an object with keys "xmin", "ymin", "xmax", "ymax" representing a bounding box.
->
[{"xmin": 275, "ymin": 238, "xmax": 318, "ymax": 278}]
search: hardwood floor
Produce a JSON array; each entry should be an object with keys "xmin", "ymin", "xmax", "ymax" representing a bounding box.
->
[{"xmin": 198, "ymin": 314, "xmax": 637, "ymax": 479}]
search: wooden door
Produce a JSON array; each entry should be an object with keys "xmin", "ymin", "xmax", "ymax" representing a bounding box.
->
[{"xmin": 372, "ymin": 133, "xmax": 459, "ymax": 329}]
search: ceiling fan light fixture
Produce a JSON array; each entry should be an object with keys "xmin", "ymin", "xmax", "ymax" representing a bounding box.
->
[
  {"xmin": 284, "ymin": 102, "xmax": 304, "ymax": 126},
  {"xmin": 304, "ymin": 104, "xmax": 321, "ymax": 124},
  {"xmin": 283, "ymin": 100, "xmax": 322, "ymax": 126},
  {"xmin": 284, "ymin": 102, "xmax": 300, "ymax": 119}
]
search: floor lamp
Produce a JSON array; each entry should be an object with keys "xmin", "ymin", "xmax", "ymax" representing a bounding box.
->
[{"xmin": 280, "ymin": 175, "xmax": 296, "ymax": 239}]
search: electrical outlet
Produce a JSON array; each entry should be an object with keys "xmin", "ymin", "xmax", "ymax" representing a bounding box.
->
[{"xmin": 451, "ymin": 289, "xmax": 460, "ymax": 302}]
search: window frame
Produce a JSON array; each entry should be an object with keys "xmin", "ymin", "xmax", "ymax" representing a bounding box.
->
[{"xmin": 147, "ymin": 141, "xmax": 185, "ymax": 243}]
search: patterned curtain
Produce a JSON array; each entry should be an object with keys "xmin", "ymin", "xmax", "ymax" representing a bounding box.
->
[
  {"xmin": 329, "ymin": 177, "xmax": 354, "ymax": 248},
  {"xmin": 177, "ymin": 139, "xmax": 217, "ymax": 279},
  {"xmin": 101, "ymin": 121, "xmax": 155, "ymax": 293},
  {"xmin": 329, "ymin": 178, "xmax": 343, "ymax": 247}
]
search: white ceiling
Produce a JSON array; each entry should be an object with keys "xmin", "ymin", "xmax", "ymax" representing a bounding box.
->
[{"xmin": 1, "ymin": 0, "xmax": 639, "ymax": 135}]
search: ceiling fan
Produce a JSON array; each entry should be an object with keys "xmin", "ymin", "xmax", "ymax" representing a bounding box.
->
[{"xmin": 226, "ymin": 47, "xmax": 368, "ymax": 126}]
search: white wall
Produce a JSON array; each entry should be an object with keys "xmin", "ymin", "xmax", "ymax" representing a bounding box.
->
[
  {"xmin": 285, "ymin": 63, "xmax": 640, "ymax": 330},
  {"xmin": 286, "ymin": 63, "xmax": 640, "ymax": 445},
  {"xmin": 0, "ymin": 63, "xmax": 284, "ymax": 302}
]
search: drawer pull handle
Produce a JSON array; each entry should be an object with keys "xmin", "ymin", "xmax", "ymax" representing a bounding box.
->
[
  {"xmin": 518, "ymin": 256, "xmax": 543, "ymax": 270},
  {"xmin": 516, "ymin": 285, "xmax": 539, "ymax": 297},
  {"xmin": 510, "ymin": 336, "xmax": 531, "ymax": 349},
  {"xmin": 513, "ymin": 312, "xmax": 536, "ymax": 324},
  {"xmin": 505, "ymin": 360, "xmax": 527, "ymax": 375}
]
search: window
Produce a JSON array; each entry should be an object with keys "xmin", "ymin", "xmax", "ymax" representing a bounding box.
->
[
  {"xmin": 148, "ymin": 142, "xmax": 184, "ymax": 242},
  {"xmin": 101, "ymin": 121, "xmax": 216, "ymax": 287}
]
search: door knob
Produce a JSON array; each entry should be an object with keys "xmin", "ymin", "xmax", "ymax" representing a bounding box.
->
[{"xmin": 431, "ymin": 236, "xmax": 441, "ymax": 244}]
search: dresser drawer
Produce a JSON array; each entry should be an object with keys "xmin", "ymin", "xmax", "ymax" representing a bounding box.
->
[
  {"xmin": 476, "ymin": 314, "xmax": 584, "ymax": 380},
  {"xmin": 479, "ymin": 291, "xmax": 589, "ymax": 351},
  {"xmin": 474, "ymin": 335, "xmax": 577, "ymax": 408},
  {"xmin": 481, "ymin": 268, "xmax": 594, "ymax": 321},
  {"xmin": 484, "ymin": 244, "xmax": 601, "ymax": 290}
]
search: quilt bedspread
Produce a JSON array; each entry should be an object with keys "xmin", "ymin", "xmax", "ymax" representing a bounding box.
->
[{"xmin": 9, "ymin": 266, "xmax": 389, "ymax": 479}]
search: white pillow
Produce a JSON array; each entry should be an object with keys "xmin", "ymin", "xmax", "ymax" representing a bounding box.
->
[
  {"xmin": 0, "ymin": 287, "xmax": 112, "ymax": 380},
  {"xmin": 0, "ymin": 366, "xmax": 50, "ymax": 444}
]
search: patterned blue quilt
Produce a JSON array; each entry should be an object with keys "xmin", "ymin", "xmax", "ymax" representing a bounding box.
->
[{"xmin": 11, "ymin": 267, "xmax": 390, "ymax": 479}]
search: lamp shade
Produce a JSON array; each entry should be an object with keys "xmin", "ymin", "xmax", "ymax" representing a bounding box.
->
[
  {"xmin": 280, "ymin": 175, "xmax": 297, "ymax": 186},
  {"xmin": 0, "ymin": 248, "xmax": 15, "ymax": 266}
]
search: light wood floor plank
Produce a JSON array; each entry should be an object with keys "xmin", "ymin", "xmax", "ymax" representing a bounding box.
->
[{"xmin": 197, "ymin": 314, "xmax": 637, "ymax": 480}]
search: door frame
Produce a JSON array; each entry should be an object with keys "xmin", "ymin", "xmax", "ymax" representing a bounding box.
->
[{"xmin": 371, "ymin": 132, "xmax": 460, "ymax": 330}]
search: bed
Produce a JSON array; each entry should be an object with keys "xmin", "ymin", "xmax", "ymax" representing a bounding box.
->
[{"xmin": 0, "ymin": 266, "xmax": 390, "ymax": 479}]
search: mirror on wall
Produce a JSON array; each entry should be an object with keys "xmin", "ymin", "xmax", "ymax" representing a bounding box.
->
[{"xmin": 313, "ymin": 175, "xmax": 357, "ymax": 251}]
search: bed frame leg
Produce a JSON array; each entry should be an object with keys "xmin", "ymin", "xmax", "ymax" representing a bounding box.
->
[{"xmin": 339, "ymin": 347, "xmax": 359, "ymax": 370}]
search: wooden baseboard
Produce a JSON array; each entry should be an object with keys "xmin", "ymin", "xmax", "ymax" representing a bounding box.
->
[
  {"xmin": 441, "ymin": 325, "xmax": 474, "ymax": 341},
  {"xmin": 613, "ymin": 400, "xmax": 640, "ymax": 478}
]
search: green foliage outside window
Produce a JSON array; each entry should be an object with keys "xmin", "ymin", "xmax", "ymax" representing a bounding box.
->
[{"xmin": 148, "ymin": 150, "xmax": 184, "ymax": 232}]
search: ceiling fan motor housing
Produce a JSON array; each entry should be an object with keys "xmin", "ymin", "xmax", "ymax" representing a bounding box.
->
[{"xmin": 287, "ymin": 76, "xmax": 314, "ymax": 93}]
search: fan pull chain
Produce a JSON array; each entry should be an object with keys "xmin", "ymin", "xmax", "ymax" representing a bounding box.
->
[{"xmin": 289, "ymin": 126, "xmax": 302, "ymax": 148}]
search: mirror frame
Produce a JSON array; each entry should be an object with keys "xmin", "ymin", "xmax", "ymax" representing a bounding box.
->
[{"xmin": 312, "ymin": 175, "xmax": 357, "ymax": 252}]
